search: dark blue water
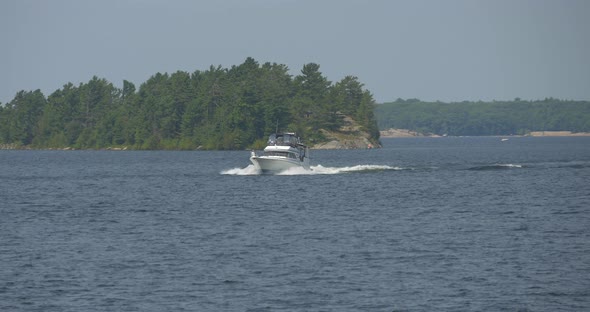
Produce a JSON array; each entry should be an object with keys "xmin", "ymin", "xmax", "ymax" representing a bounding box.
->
[{"xmin": 1, "ymin": 137, "xmax": 589, "ymax": 311}]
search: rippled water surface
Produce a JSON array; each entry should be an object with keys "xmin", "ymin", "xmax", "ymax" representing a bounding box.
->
[{"xmin": 1, "ymin": 137, "xmax": 589, "ymax": 311}]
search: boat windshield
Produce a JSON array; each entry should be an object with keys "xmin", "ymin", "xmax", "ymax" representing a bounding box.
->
[
  {"xmin": 268, "ymin": 134, "xmax": 277, "ymax": 145},
  {"xmin": 268, "ymin": 133, "xmax": 300, "ymax": 146},
  {"xmin": 264, "ymin": 151, "xmax": 297, "ymax": 158}
]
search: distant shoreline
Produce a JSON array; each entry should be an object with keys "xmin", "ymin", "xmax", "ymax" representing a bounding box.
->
[
  {"xmin": 380, "ymin": 129, "xmax": 590, "ymax": 138},
  {"xmin": 3, "ymin": 131, "xmax": 590, "ymax": 150},
  {"xmin": 527, "ymin": 131, "xmax": 590, "ymax": 137}
]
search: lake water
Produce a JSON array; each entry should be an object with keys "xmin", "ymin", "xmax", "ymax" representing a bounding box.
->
[{"xmin": 1, "ymin": 137, "xmax": 589, "ymax": 311}]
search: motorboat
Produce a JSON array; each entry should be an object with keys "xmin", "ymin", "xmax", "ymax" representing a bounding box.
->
[{"xmin": 250, "ymin": 133, "xmax": 310, "ymax": 173}]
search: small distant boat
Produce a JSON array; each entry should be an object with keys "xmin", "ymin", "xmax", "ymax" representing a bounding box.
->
[
  {"xmin": 501, "ymin": 138, "xmax": 509, "ymax": 142},
  {"xmin": 250, "ymin": 133, "xmax": 310, "ymax": 173}
]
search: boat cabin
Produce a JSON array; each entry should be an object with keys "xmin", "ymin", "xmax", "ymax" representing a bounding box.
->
[{"xmin": 250, "ymin": 132, "xmax": 311, "ymax": 171}]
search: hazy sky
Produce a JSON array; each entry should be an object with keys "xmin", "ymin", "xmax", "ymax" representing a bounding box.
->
[{"xmin": 2, "ymin": 0, "xmax": 589, "ymax": 104}]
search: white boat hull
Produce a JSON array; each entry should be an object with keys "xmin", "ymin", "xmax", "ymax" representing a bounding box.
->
[{"xmin": 250, "ymin": 156, "xmax": 309, "ymax": 173}]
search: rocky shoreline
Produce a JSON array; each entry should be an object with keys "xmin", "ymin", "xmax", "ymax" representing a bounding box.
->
[
  {"xmin": 311, "ymin": 115, "xmax": 381, "ymax": 149},
  {"xmin": 379, "ymin": 129, "xmax": 440, "ymax": 138},
  {"xmin": 0, "ymin": 143, "xmax": 20, "ymax": 150},
  {"xmin": 380, "ymin": 128, "xmax": 590, "ymax": 138},
  {"xmin": 312, "ymin": 136, "xmax": 377, "ymax": 149},
  {"xmin": 527, "ymin": 131, "xmax": 590, "ymax": 137},
  {"xmin": 0, "ymin": 144, "xmax": 129, "ymax": 151}
]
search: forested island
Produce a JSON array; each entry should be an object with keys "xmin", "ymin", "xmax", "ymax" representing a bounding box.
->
[
  {"xmin": 376, "ymin": 98, "xmax": 590, "ymax": 136},
  {"xmin": 3, "ymin": 57, "xmax": 589, "ymax": 150},
  {"xmin": 0, "ymin": 58, "xmax": 380, "ymax": 150}
]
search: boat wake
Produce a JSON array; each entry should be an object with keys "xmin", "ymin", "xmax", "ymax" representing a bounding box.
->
[
  {"xmin": 284, "ymin": 164, "xmax": 404, "ymax": 175},
  {"xmin": 467, "ymin": 163, "xmax": 524, "ymax": 171},
  {"xmin": 221, "ymin": 164, "xmax": 404, "ymax": 175}
]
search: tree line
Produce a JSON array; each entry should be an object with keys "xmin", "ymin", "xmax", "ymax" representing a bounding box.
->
[
  {"xmin": 0, "ymin": 58, "xmax": 379, "ymax": 150},
  {"xmin": 376, "ymin": 98, "xmax": 590, "ymax": 136}
]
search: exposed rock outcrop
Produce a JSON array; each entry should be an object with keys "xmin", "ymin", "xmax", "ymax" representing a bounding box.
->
[
  {"xmin": 380, "ymin": 128, "xmax": 440, "ymax": 138},
  {"xmin": 312, "ymin": 115, "xmax": 380, "ymax": 149}
]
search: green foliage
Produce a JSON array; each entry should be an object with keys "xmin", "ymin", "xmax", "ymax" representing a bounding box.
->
[
  {"xmin": 376, "ymin": 99, "xmax": 590, "ymax": 136},
  {"xmin": 3, "ymin": 90, "xmax": 46, "ymax": 145},
  {"xmin": 0, "ymin": 58, "xmax": 380, "ymax": 150}
]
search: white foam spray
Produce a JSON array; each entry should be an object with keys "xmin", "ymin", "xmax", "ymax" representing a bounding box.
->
[
  {"xmin": 499, "ymin": 164, "xmax": 523, "ymax": 168},
  {"xmin": 220, "ymin": 164, "xmax": 261, "ymax": 175},
  {"xmin": 221, "ymin": 164, "xmax": 403, "ymax": 175}
]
